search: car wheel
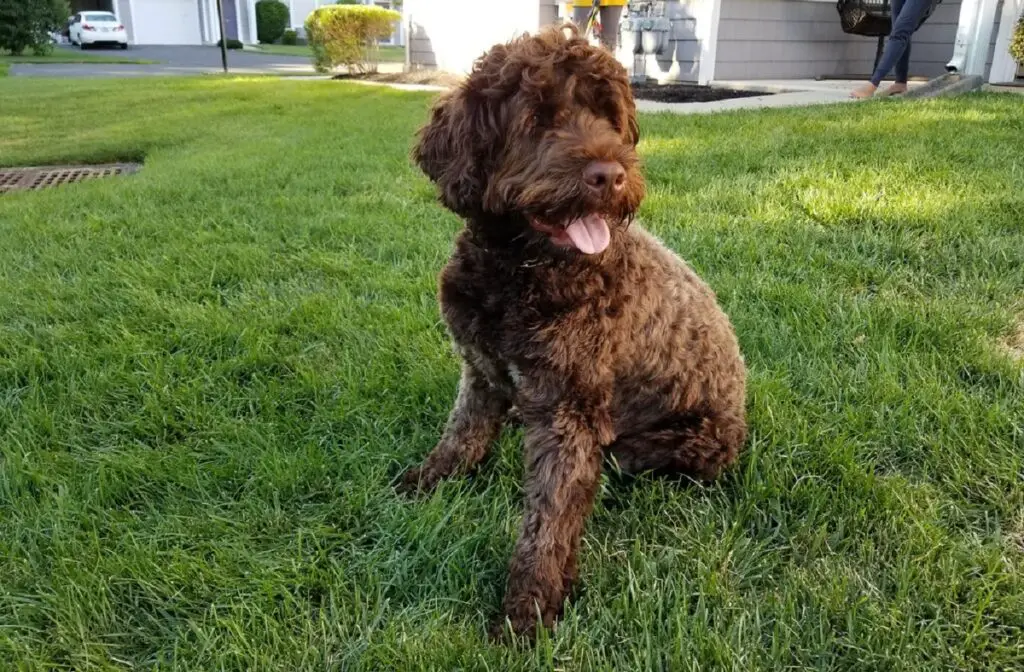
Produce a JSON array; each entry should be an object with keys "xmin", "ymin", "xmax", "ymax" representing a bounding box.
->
[{"xmin": 120, "ymin": 43, "xmax": 128, "ymax": 50}]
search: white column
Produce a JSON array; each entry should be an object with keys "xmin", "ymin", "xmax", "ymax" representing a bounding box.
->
[
  {"xmin": 989, "ymin": 0, "xmax": 1023, "ymax": 83},
  {"xmin": 126, "ymin": 0, "xmax": 137, "ymax": 43},
  {"xmin": 246, "ymin": 0, "xmax": 257, "ymax": 43},
  {"xmin": 695, "ymin": 0, "xmax": 722, "ymax": 85},
  {"xmin": 946, "ymin": 0, "xmax": 1003, "ymax": 76}
]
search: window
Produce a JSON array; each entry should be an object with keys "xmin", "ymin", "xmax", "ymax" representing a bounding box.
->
[{"xmin": 83, "ymin": 13, "xmax": 119, "ymax": 23}]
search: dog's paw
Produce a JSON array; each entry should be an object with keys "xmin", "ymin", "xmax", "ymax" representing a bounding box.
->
[
  {"xmin": 394, "ymin": 466, "xmax": 435, "ymax": 496},
  {"xmin": 487, "ymin": 613, "xmax": 540, "ymax": 644},
  {"xmin": 488, "ymin": 594, "xmax": 560, "ymax": 644}
]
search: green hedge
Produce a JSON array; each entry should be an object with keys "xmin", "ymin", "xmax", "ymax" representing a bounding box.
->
[
  {"xmin": 1010, "ymin": 14, "xmax": 1024, "ymax": 66},
  {"xmin": 304, "ymin": 4, "xmax": 400, "ymax": 74},
  {"xmin": 256, "ymin": 0, "xmax": 289, "ymax": 44}
]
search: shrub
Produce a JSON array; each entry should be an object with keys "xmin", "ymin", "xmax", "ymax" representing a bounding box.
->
[
  {"xmin": 217, "ymin": 38, "xmax": 244, "ymax": 50},
  {"xmin": 256, "ymin": 0, "xmax": 289, "ymax": 44},
  {"xmin": 304, "ymin": 4, "xmax": 400, "ymax": 74},
  {"xmin": 0, "ymin": 0, "xmax": 68, "ymax": 56},
  {"xmin": 1010, "ymin": 14, "xmax": 1024, "ymax": 66},
  {"xmin": 282, "ymin": 28, "xmax": 298, "ymax": 46}
]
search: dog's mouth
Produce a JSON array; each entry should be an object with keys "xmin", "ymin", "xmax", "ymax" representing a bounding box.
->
[{"xmin": 528, "ymin": 213, "xmax": 611, "ymax": 255}]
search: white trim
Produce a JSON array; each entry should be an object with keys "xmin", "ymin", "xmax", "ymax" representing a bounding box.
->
[
  {"xmin": 246, "ymin": 0, "xmax": 257, "ymax": 43},
  {"xmin": 207, "ymin": 0, "xmax": 216, "ymax": 42},
  {"xmin": 210, "ymin": 0, "xmax": 219, "ymax": 42},
  {"xmin": 990, "ymin": 0, "xmax": 1023, "ymax": 83},
  {"xmin": 233, "ymin": 0, "xmax": 242, "ymax": 41},
  {"xmin": 199, "ymin": 0, "xmax": 208, "ymax": 42},
  {"xmin": 696, "ymin": 0, "xmax": 722, "ymax": 85},
  {"xmin": 126, "ymin": 0, "xmax": 136, "ymax": 43}
]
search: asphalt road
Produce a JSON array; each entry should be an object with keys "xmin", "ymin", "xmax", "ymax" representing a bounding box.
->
[{"xmin": 10, "ymin": 45, "xmax": 318, "ymax": 77}]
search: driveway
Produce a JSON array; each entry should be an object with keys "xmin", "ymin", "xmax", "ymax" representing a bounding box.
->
[{"xmin": 9, "ymin": 45, "xmax": 318, "ymax": 77}]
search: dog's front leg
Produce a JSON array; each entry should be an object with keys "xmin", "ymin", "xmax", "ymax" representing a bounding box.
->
[
  {"xmin": 398, "ymin": 362, "xmax": 511, "ymax": 494},
  {"xmin": 493, "ymin": 403, "xmax": 609, "ymax": 639}
]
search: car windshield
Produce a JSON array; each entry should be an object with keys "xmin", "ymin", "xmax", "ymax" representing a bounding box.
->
[{"xmin": 83, "ymin": 13, "xmax": 118, "ymax": 22}]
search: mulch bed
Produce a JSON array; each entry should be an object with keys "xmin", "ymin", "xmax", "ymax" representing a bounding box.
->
[
  {"xmin": 630, "ymin": 82, "xmax": 769, "ymax": 103},
  {"xmin": 329, "ymin": 71, "xmax": 774, "ymax": 104}
]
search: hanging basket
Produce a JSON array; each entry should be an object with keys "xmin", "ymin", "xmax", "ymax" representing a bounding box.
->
[{"xmin": 837, "ymin": 0, "xmax": 943, "ymax": 37}]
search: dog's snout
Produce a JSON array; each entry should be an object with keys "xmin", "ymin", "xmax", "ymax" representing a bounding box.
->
[{"xmin": 583, "ymin": 161, "xmax": 626, "ymax": 196}]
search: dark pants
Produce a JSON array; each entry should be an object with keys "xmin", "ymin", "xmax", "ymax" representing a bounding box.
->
[{"xmin": 869, "ymin": 0, "xmax": 930, "ymax": 86}]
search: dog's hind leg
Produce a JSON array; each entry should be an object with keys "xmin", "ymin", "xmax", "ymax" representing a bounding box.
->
[
  {"xmin": 397, "ymin": 362, "xmax": 511, "ymax": 494},
  {"xmin": 605, "ymin": 410, "xmax": 746, "ymax": 482}
]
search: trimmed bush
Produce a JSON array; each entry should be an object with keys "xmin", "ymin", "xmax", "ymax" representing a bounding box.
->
[
  {"xmin": 304, "ymin": 4, "xmax": 401, "ymax": 74},
  {"xmin": 281, "ymin": 28, "xmax": 298, "ymax": 46},
  {"xmin": 217, "ymin": 38, "xmax": 245, "ymax": 50},
  {"xmin": 256, "ymin": 0, "xmax": 289, "ymax": 45},
  {"xmin": 0, "ymin": 0, "xmax": 68, "ymax": 56},
  {"xmin": 1010, "ymin": 14, "xmax": 1024, "ymax": 66}
]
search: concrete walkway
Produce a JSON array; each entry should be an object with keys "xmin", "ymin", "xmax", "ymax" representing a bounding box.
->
[
  {"xmin": 635, "ymin": 79, "xmax": 929, "ymax": 114},
  {"xmin": 328, "ymin": 77, "xmax": 930, "ymax": 114}
]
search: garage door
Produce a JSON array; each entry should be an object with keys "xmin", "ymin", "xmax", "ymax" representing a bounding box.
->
[{"xmin": 132, "ymin": 0, "xmax": 202, "ymax": 45}]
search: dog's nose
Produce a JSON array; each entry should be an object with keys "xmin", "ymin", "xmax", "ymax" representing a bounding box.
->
[{"xmin": 583, "ymin": 161, "xmax": 626, "ymax": 196}]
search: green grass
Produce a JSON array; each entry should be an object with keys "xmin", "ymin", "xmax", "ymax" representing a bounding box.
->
[
  {"xmin": 256, "ymin": 42, "xmax": 406, "ymax": 62},
  {"xmin": 1, "ymin": 75, "xmax": 1023, "ymax": 670},
  {"xmin": 0, "ymin": 47, "xmax": 157, "ymax": 65}
]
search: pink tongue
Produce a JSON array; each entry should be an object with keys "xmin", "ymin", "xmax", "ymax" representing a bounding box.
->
[{"xmin": 564, "ymin": 214, "xmax": 610, "ymax": 254}]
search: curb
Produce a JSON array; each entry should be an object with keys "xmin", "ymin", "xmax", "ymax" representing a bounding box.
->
[{"xmin": 902, "ymin": 73, "xmax": 984, "ymax": 99}]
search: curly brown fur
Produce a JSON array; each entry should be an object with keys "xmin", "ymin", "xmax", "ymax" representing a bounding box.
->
[{"xmin": 400, "ymin": 25, "xmax": 748, "ymax": 641}]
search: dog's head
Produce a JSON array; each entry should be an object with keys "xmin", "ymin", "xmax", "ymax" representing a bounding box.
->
[{"xmin": 413, "ymin": 25, "xmax": 645, "ymax": 255}]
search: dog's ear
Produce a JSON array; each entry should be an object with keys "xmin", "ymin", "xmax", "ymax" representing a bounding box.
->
[
  {"xmin": 413, "ymin": 88, "xmax": 490, "ymax": 218},
  {"xmin": 627, "ymin": 103, "xmax": 640, "ymax": 146}
]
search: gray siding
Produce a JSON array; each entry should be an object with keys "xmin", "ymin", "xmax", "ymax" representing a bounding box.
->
[
  {"xmin": 716, "ymin": 0, "xmax": 973, "ymax": 81},
  {"xmin": 716, "ymin": 1, "xmax": 861, "ymax": 80}
]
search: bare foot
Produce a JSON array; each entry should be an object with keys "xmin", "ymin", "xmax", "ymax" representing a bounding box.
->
[
  {"xmin": 880, "ymin": 83, "xmax": 908, "ymax": 96},
  {"xmin": 850, "ymin": 83, "xmax": 878, "ymax": 99}
]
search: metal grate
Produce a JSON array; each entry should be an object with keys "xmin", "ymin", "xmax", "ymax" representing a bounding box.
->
[{"xmin": 0, "ymin": 163, "xmax": 141, "ymax": 194}]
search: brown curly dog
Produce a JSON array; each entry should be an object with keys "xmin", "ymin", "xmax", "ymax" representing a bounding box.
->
[{"xmin": 400, "ymin": 24, "xmax": 748, "ymax": 640}]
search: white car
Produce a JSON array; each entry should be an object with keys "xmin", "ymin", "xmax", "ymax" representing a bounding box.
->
[{"xmin": 68, "ymin": 11, "xmax": 128, "ymax": 50}]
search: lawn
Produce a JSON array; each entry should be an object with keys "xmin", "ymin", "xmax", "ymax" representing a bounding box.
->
[
  {"xmin": 256, "ymin": 43, "xmax": 406, "ymax": 62},
  {"xmin": 0, "ymin": 47, "xmax": 158, "ymax": 68},
  {"xmin": 0, "ymin": 75, "xmax": 1022, "ymax": 670}
]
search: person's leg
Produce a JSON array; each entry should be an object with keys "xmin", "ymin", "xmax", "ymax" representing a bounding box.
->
[
  {"xmin": 883, "ymin": 0, "xmax": 914, "ymax": 94},
  {"xmin": 852, "ymin": 0, "xmax": 926, "ymax": 98}
]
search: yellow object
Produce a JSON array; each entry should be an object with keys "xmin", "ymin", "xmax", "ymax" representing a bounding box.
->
[{"xmin": 569, "ymin": 0, "xmax": 627, "ymax": 7}]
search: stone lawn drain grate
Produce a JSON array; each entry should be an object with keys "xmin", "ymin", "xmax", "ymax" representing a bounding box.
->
[{"xmin": 0, "ymin": 163, "xmax": 142, "ymax": 194}]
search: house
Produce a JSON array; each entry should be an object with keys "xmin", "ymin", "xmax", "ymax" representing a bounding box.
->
[
  {"xmin": 71, "ymin": 0, "xmax": 258, "ymax": 45},
  {"xmin": 403, "ymin": 0, "xmax": 1022, "ymax": 86}
]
